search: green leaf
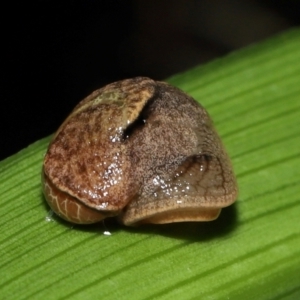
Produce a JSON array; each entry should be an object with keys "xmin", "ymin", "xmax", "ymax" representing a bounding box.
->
[{"xmin": 1, "ymin": 28, "xmax": 300, "ymax": 300}]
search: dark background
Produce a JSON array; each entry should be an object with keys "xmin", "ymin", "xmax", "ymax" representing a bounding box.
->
[{"xmin": 1, "ymin": 0, "xmax": 299, "ymax": 161}]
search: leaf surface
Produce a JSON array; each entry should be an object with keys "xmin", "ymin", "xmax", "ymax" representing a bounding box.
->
[{"xmin": 1, "ymin": 28, "xmax": 300, "ymax": 300}]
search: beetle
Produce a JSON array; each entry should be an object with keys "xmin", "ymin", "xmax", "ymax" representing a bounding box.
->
[{"xmin": 42, "ymin": 77, "xmax": 238, "ymax": 226}]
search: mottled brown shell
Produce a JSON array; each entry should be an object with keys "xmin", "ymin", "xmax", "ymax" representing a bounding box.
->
[{"xmin": 42, "ymin": 77, "xmax": 238, "ymax": 226}]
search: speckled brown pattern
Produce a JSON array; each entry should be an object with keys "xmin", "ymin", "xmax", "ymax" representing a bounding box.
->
[{"xmin": 42, "ymin": 77, "xmax": 238, "ymax": 225}]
